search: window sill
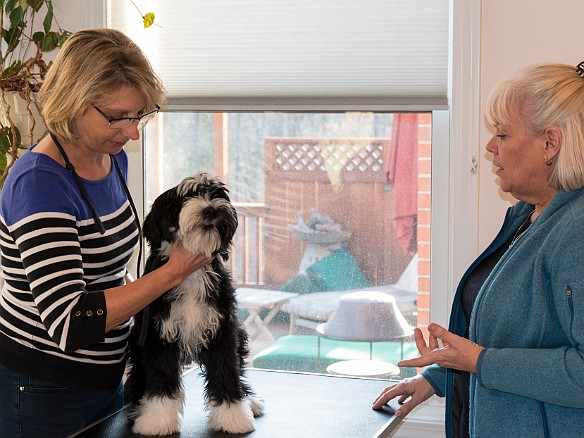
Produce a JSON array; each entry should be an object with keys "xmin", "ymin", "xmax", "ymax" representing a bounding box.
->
[{"xmin": 391, "ymin": 395, "xmax": 445, "ymax": 437}]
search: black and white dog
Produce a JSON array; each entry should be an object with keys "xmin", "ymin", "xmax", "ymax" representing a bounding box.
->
[{"xmin": 125, "ymin": 172, "xmax": 264, "ymax": 435}]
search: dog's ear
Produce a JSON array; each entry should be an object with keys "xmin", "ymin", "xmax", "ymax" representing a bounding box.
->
[
  {"xmin": 142, "ymin": 210, "xmax": 164, "ymax": 249},
  {"xmin": 143, "ymin": 188, "xmax": 182, "ymax": 247},
  {"xmin": 217, "ymin": 206, "xmax": 238, "ymax": 262},
  {"xmin": 218, "ymin": 246, "xmax": 231, "ymax": 262}
]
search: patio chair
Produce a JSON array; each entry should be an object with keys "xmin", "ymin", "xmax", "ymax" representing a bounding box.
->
[{"xmin": 281, "ymin": 253, "xmax": 418, "ymax": 334}]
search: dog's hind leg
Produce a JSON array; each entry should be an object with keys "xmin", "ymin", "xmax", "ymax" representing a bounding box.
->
[{"xmin": 129, "ymin": 345, "xmax": 185, "ymax": 436}]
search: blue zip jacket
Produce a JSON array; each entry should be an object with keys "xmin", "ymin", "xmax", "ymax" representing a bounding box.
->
[{"xmin": 422, "ymin": 188, "xmax": 584, "ymax": 437}]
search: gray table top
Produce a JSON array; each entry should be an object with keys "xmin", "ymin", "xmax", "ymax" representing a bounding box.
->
[{"xmin": 74, "ymin": 368, "xmax": 402, "ymax": 437}]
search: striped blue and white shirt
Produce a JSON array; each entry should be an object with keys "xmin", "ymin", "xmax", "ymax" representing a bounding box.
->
[{"xmin": 0, "ymin": 146, "xmax": 139, "ymax": 390}]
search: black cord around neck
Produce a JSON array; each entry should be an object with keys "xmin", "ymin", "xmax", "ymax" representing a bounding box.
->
[
  {"xmin": 51, "ymin": 132, "xmax": 106, "ymax": 234},
  {"xmin": 111, "ymin": 153, "xmax": 143, "ymax": 280},
  {"xmin": 49, "ymin": 132, "xmax": 143, "ymax": 278},
  {"xmin": 50, "ymin": 132, "xmax": 146, "ymax": 344}
]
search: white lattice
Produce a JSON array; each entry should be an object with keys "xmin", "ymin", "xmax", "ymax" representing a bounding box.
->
[{"xmin": 274, "ymin": 140, "xmax": 384, "ymax": 173}]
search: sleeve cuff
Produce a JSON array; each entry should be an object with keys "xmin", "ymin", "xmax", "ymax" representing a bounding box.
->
[
  {"xmin": 475, "ymin": 347, "xmax": 489, "ymax": 387},
  {"xmin": 421, "ymin": 364, "xmax": 446, "ymax": 397},
  {"xmin": 66, "ymin": 291, "xmax": 107, "ymax": 352}
]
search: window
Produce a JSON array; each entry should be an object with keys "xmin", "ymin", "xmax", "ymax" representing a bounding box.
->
[
  {"xmin": 109, "ymin": 0, "xmax": 476, "ymax": 384},
  {"xmin": 140, "ymin": 111, "xmax": 431, "ymax": 378}
]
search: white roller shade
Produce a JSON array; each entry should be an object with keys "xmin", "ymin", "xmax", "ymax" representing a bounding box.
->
[{"xmin": 108, "ymin": 0, "xmax": 449, "ymax": 110}]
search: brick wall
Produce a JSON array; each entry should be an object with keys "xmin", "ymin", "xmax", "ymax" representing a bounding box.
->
[{"xmin": 417, "ymin": 113, "xmax": 432, "ymax": 332}]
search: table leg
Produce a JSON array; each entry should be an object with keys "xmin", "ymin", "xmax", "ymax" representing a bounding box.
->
[
  {"xmin": 242, "ymin": 306, "xmax": 278, "ymax": 341},
  {"xmin": 289, "ymin": 315, "xmax": 297, "ymax": 335},
  {"xmin": 261, "ymin": 304, "xmax": 283, "ymax": 328},
  {"xmin": 251, "ymin": 315, "xmax": 276, "ymax": 341},
  {"xmin": 243, "ymin": 308, "xmax": 261, "ymax": 339},
  {"xmin": 317, "ymin": 335, "xmax": 322, "ymax": 373},
  {"xmin": 244, "ymin": 308, "xmax": 261, "ymax": 326}
]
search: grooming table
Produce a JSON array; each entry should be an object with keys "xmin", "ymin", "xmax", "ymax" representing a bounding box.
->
[{"xmin": 73, "ymin": 368, "xmax": 402, "ymax": 438}]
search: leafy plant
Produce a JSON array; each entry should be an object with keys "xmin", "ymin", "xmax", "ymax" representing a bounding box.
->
[{"xmin": 0, "ymin": 0, "xmax": 70, "ymax": 184}]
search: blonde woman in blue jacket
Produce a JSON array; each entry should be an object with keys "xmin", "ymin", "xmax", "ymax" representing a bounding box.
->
[{"xmin": 373, "ymin": 62, "xmax": 584, "ymax": 438}]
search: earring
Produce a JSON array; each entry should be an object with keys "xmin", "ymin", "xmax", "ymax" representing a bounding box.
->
[{"xmin": 544, "ymin": 156, "xmax": 553, "ymax": 166}]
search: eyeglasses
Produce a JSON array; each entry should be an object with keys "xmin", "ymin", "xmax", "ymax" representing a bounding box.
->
[{"xmin": 92, "ymin": 104, "xmax": 160, "ymax": 130}]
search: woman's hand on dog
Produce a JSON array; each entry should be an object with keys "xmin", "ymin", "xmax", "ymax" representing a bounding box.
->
[
  {"xmin": 165, "ymin": 242, "xmax": 214, "ymax": 285},
  {"xmin": 104, "ymin": 244, "xmax": 213, "ymax": 332}
]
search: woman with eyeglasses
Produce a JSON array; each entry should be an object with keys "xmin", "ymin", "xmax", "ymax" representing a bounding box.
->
[{"xmin": 0, "ymin": 28, "xmax": 212, "ymax": 437}]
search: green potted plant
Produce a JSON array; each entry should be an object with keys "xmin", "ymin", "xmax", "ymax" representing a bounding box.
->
[{"xmin": 0, "ymin": 0, "xmax": 70, "ymax": 185}]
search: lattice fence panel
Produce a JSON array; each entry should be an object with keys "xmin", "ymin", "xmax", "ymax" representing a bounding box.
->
[{"xmin": 266, "ymin": 138, "xmax": 388, "ymax": 183}]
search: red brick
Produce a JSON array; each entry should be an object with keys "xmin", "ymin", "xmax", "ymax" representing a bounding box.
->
[
  {"xmin": 417, "ymin": 226, "xmax": 431, "ymax": 242},
  {"xmin": 418, "ymin": 277, "xmax": 431, "ymax": 292},
  {"xmin": 417, "ymin": 243, "xmax": 431, "ymax": 259},
  {"xmin": 418, "ymin": 159, "xmax": 431, "ymax": 175},
  {"xmin": 418, "ymin": 260, "xmax": 431, "ymax": 276},
  {"xmin": 418, "ymin": 113, "xmax": 432, "ymax": 124},
  {"xmin": 418, "ymin": 209, "xmax": 431, "ymax": 225},
  {"xmin": 416, "ymin": 293, "xmax": 430, "ymax": 308},
  {"xmin": 418, "ymin": 142, "xmax": 432, "ymax": 158},
  {"xmin": 418, "ymin": 176, "xmax": 431, "ymax": 192},
  {"xmin": 418, "ymin": 127, "xmax": 432, "ymax": 143},
  {"xmin": 418, "ymin": 193, "xmax": 431, "ymax": 209},
  {"xmin": 417, "ymin": 310, "xmax": 430, "ymax": 325}
]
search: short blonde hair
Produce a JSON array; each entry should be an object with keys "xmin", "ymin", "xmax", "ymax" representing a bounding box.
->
[
  {"xmin": 486, "ymin": 62, "xmax": 584, "ymax": 191},
  {"xmin": 39, "ymin": 28, "xmax": 166, "ymax": 142}
]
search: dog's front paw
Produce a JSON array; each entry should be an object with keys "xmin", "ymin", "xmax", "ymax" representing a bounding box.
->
[
  {"xmin": 130, "ymin": 395, "xmax": 184, "ymax": 436},
  {"xmin": 208, "ymin": 399, "xmax": 257, "ymax": 434}
]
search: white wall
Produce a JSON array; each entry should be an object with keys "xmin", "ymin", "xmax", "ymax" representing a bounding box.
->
[
  {"xmin": 477, "ymin": 0, "xmax": 584, "ymax": 250},
  {"xmin": 53, "ymin": 0, "xmax": 105, "ymax": 31}
]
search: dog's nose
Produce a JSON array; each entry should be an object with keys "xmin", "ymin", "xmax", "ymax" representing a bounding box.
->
[{"xmin": 202, "ymin": 206, "xmax": 217, "ymax": 219}]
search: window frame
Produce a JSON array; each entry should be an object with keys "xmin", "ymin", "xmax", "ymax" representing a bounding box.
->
[
  {"xmin": 123, "ymin": 0, "xmax": 481, "ymax": 431},
  {"xmin": 127, "ymin": 103, "xmax": 471, "ymax": 326}
]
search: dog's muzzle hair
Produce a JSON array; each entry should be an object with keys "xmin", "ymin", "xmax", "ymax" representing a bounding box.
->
[{"xmin": 177, "ymin": 195, "xmax": 236, "ymax": 258}]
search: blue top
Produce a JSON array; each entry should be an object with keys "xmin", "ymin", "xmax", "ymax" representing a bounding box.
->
[
  {"xmin": 0, "ymin": 146, "xmax": 139, "ymax": 390},
  {"xmin": 422, "ymin": 188, "xmax": 584, "ymax": 438}
]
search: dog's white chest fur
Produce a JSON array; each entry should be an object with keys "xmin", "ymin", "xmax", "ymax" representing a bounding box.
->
[{"xmin": 157, "ymin": 269, "xmax": 222, "ymax": 354}]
